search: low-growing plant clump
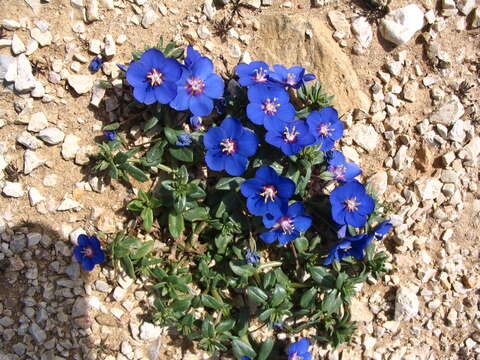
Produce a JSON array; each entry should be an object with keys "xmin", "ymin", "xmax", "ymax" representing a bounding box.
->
[{"xmin": 79, "ymin": 38, "xmax": 392, "ymax": 359}]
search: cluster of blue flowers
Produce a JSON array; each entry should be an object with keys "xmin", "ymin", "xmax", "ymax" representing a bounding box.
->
[
  {"xmin": 241, "ymin": 337, "xmax": 312, "ymax": 360},
  {"xmin": 126, "ymin": 46, "xmax": 224, "ymax": 116}
]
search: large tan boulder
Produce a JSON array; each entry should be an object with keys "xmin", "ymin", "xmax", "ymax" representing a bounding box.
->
[{"xmin": 253, "ymin": 14, "xmax": 370, "ymax": 114}]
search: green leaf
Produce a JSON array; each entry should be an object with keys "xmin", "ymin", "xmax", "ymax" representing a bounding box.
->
[
  {"xmin": 169, "ymin": 147, "xmax": 193, "ymax": 162},
  {"xmin": 103, "ymin": 122, "xmax": 120, "ymax": 131},
  {"xmin": 164, "ymin": 127, "xmax": 178, "ymax": 145},
  {"xmin": 131, "ymin": 240, "xmax": 154, "ymax": 260},
  {"xmin": 183, "ymin": 207, "xmax": 209, "ymax": 222},
  {"xmin": 201, "ymin": 318, "xmax": 215, "ymax": 338},
  {"xmin": 114, "ymin": 152, "xmax": 129, "ymax": 165},
  {"xmin": 322, "ymin": 289, "xmax": 342, "ymax": 314},
  {"xmin": 300, "ymin": 287, "xmax": 317, "ymax": 308},
  {"xmin": 144, "ymin": 116, "xmax": 159, "ymax": 131},
  {"xmin": 215, "ymin": 177, "xmax": 244, "ymax": 190},
  {"xmin": 215, "ymin": 233, "xmax": 232, "ymax": 253},
  {"xmin": 232, "ymin": 339, "xmax": 256, "ymax": 359},
  {"xmin": 171, "ymin": 298, "xmax": 192, "ymax": 313},
  {"xmin": 258, "ymin": 308, "xmax": 275, "ymax": 321},
  {"xmin": 126, "ymin": 199, "xmax": 144, "ymax": 212},
  {"xmin": 168, "ymin": 211, "xmax": 184, "ymax": 239},
  {"xmin": 294, "ymin": 236, "xmax": 309, "ymax": 253},
  {"xmin": 247, "ymin": 286, "xmax": 268, "ymax": 305},
  {"xmin": 120, "ymin": 256, "xmax": 135, "ymax": 279},
  {"xmin": 309, "ymin": 266, "xmax": 329, "ymax": 284},
  {"xmin": 140, "ymin": 208, "xmax": 153, "ymax": 232},
  {"xmin": 108, "ymin": 164, "xmax": 119, "ymax": 179},
  {"xmin": 229, "ymin": 261, "xmax": 254, "ymax": 278},
  {"xmin": 120, "ymin": 163, "xmax": 148, "ymax": 182},
  {"xmin": 187, "ymin": 184, "xmax": 206, "ymax": 199},
  {"xmin": 201, "ymin": 294, "xmax": 224, "ymax": 310},
  {"xmin": 145, "ymin": 141, "xmax": 166, "ymax": 165},
  {"xmin": 258, "ymin": 338, "xmax": 274, "ymax": 360},
  {"xmin": 216, "ymin": 319, "xmax": 235, "ymax": 333},
  {"xmin": 270, "ymin": 285, "xmax": 287, "ymax": 307}
]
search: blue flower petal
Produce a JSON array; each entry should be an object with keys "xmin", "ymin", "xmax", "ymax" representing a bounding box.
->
[
  {"xmin": 276, "ymin": 177, "xmax": 295, "ymax": 198},
  {"xmin": 192, "ymin": 57, "xmax": 214, "ymax": 80},
  {"xmin": 260, "ymin": 230, "xmax": 278, "ymax": 244},
  {"xmin": 237, "ymin": 129, "xmax": 259, "ymax": 157},
  {"xmin": 162, "ymin": 57, "xmax": 182, "ymax": 82},
  {"xmin": 170, "ymin": 87, "xmax": 191, "ymax": 111},
  {"xmin": 246, "ymin": 103, "xmax": 266, "ymax": 125},
  {"xmin": 203, "ymin": 126, "xmax": 224, "ymax": 149},
  {"xmin": 294, "ymin": 215, "xmax": 312, "ymax": 233},
  {"xmin": 225, "ymin": 154, "xmax": 247, "ymax": 176},
  {"xmin": 278, "ymin": 231, "xmax": 298, "ymax": 245},
  {"xmin": 140, "ymin": 48, "xmax": 166, "ymax": 69},
  {"xmin": 241, "ymin": 179, "xmax": 263, "ymax": 198},
  {"xmin": 205, "ymin": 150, "xmax": 226, "ymax": 172},
  {"xmin": 126, "ymin": 61, "xmax": 148, "ymax": 87},
  {"xmin": 345, "ymin": 211, "xmax": 366, "ymax": 228},
  {"xmin": 154, "ymin": 82, "xmax": 177, "ymax": 104},
  {"xmin": 247, "ymin": 195, "xmax": 267, "ymax": 216},
  {"xmin": 204, "ymin": 73, "xmax": 224, "ymax": 98},
  {"xmin": 221, "ymin": 117, "xmax": 243, "ymax": 137},
  {"xmin": 133, "ymin": 85, "xmax": 156, "ymax": 105},
  {"xmin": 190, "ymin": 94, "xmax": 213, "ymax": 116}
]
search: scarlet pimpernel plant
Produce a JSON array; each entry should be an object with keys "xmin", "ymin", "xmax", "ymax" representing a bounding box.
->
[{"xmin": 88, "ymin": 39, "xmax": 392, "ymax": 359}]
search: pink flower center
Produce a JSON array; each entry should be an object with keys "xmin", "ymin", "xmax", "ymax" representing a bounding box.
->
[
  {"xmin": 283, "ymin": 126, "xmax": 299, "ymax": 143},
  {"xmin": 330, "ymin": 165, "xmax": 346, "ymax": 180},
  {"xmin": 185, "ymin": 77, "xmax": 206, "ymax": 96},
  {"xmin": 260, "ymin": 185, "xmax": 277, "ymax": 202},
  {"xmin": 262, "ymin": 98, "xmax": 280, "ymax": 115},
  {"xmin": 318, "ymin": 123, "xmax": 332, "ymax": 137},
  {"xmin": 286, "ymin": 73, "xmax": 297, "ymax": 86},
  {"xmin": 81, "ymin": 245, "xmax": 94, "ymax": 258},
  {"xmin": 252, "ymin": 67, "xmax": 268, "ymax": 83},
  {"xmin": 345, "ymin": 197, "xmax": 360, "ymax": 212},
  {"xmin": 220, "ymin": 138, "xmax": 237, "ymax": 155},
  {"xmin": 146, "ymin": 68, "xmax": 164, "ymax": 86},
  {"xmin": 277, "ymin": 216, "xmax": 294, "ymax": 234}
]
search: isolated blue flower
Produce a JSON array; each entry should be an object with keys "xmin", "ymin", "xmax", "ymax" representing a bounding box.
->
[
  {"xmin": 73, "ymin": 234, "xmax": 106, "ymax": 271},
  {"xmin": 89, "ymin": 55, "xmax": 103, "ymax": 72},
  {"xmin": 269, "ymin": 64, "xmax": 315, "ymax": 89},
  {"xmin": 176, "ymin": 133, "xmax": 192, "ymax": 147},
  {"xmin": 288, "ymin": 338, "xmax": 312, "ymax": 360},
  {"xmin": 324, "ymin": 221, "xmax": 392, "ymax": 265},
  {"xmin": 170, "ymin": 53, "xmax": 224, "ymax": 116},
  {"xmin": 326, "ymin": 150, "xmax": 362, "ymax": 182},
  {"xmin": 189, "ymin": 115, "xmax": 202, "ymax": 131},
  {"xmin": 306, "ymin": 107, "xmax": 344, "ymax": 151},
  {"xmin": 261, "ymin": 202, "xmax": 312, "ymax": 245},
  {"xmin": 246, "ymin": 85, "xmax": 296, "ymax": 131},
  {"xmin": 245, "ymin": 249, "xmax": 260, "ymax": 264},
  {"xmin": 323, "ymin": 233, "xmax": 373, "ymax": 265},
  {"xmin": 373, "ymin": 220, "xmax": 393, "ymax": 239},
  {"xmin": 330, "ymin": 181, "xmax": 375, "ymax": 228},
  {"xmin": 126, "ymin": 49, "xmax": 182, "ymax": 105},
  {"xmin": 240, "ymin": 166, "xmax": 295, "ymax": 216},
  {"xmin": 103, "ymin": 130, "xmax": 117, "ymax": 141},
  {"xmin": 203, "ymin": 117, "xmax": 259, "ymax": 176},
  {"xmin": 265, "ymin": 120, "xmax": 315, "ymax": 156},
  {"xmin": 235, "ymin": 61, "xmax": 273, "ymax": 87}
]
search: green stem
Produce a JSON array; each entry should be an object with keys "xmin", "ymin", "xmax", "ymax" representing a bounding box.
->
[{"xmin": 157, "ymin": 164, "xmax": 173, "ymax": 173}]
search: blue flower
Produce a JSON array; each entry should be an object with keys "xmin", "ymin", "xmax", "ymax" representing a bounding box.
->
[
  {"xmin": 269, "ymin": 65, "xmax": 315, "ymax": 89},
  {"xmin": 306, "ymin": 106, "xmax": 344, "ymax": 151},
  {"xmin": 73, "ymin": 235, "xmax": 106, "ymax": 271},
  {"xmin": 265, "ymin": 120, "xmax": 315, "ymax": 156},
  {"xmin": 326, "ymin": 150, "xmax": 362, "ymax": 182},
  {"xmin": 324, "ymin": 221, "xmax": 392, "ymax": 265},
  {"xmin": 240, "ymin": 166, "xmax": 295, "ymax": 216},
  {"xmin": 235, "ymin": 61, "xmax": 274, "ymax": 87},
  {"xmin": 288, "ymin": 338, "xmax": 312, "ymax": 360},
  {"xmin": 246, "ymin": 85, "xmax": 296, "ymax": 131},
  {"xmin": 373, "ymin": 220, "xmax": 393, "ymax": 239},
  {"xmin": 240, "ymin": 357, "xmax": 251, "ymax": 360},
  {"xmin": 89, "ymin": 55, "xmax": 103, "ymax": 72},
  {"xmin": 189, "ymin": 115, "xmax": 202, "ymax": 131},
  {"xmin": 203, "ymin": 117, "xmax": 259, "ymax": 176},
  {"xmin": 260, "ymin": 202, "xmax": 312, "ymax": 245},
  {"xmin": 323, "ymin": 233, "xmax": 374, "ymax": 265},
  {"xmin": 330, "ymin": 181, "xmax": 375, "ymax": 228},
  {"xmin": 170, "ymin": 53, "xmax": 224, "ymax": 117},
  {"xmin": 126, "ymin": 49, "xmax": 182, "ymax": 105},
  {"xmin": 103, "ymin": 130, "xmax": 117, "ymax": 141},
  {"xmin": 245, "ymin": 249, "xmax": 260, "ymax": 264},
  {"xmin": 176, "ymin": 133, "xmax": 192, "ymax": 147}
]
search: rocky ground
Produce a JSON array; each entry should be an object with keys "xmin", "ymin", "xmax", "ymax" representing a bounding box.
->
[{"xmin": 0, "ymin": 0, "xmax": 479, "ymax": 359}]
